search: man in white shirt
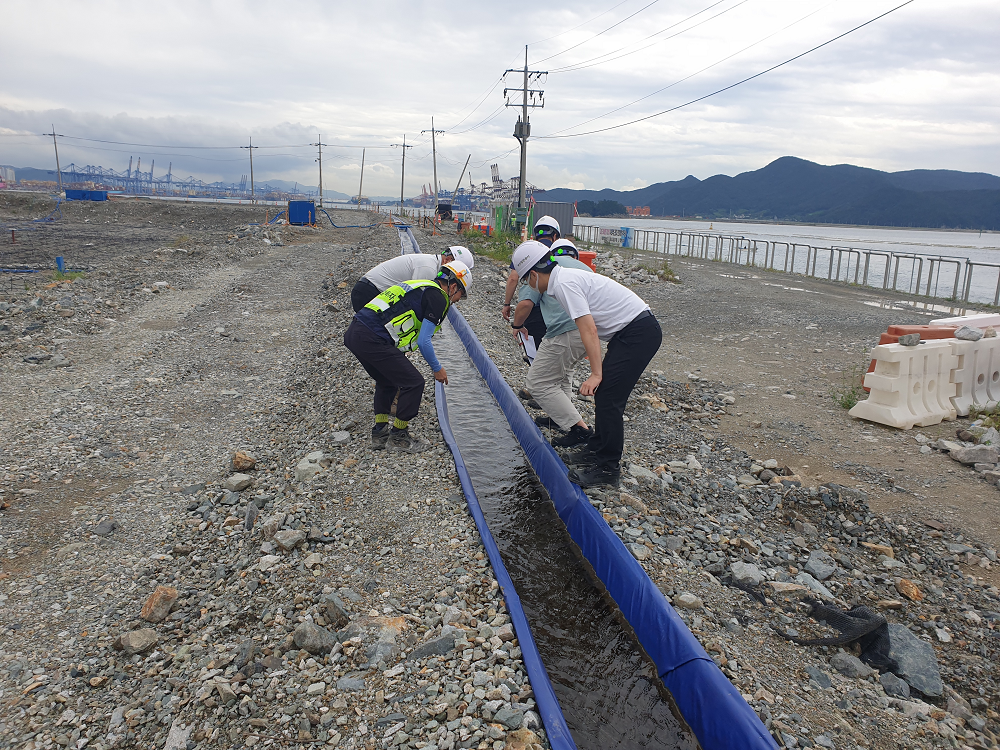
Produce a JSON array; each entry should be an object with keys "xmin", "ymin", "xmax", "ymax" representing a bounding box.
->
[
  {"xmin": 512, "ymin": 242, "xmax": 662, "ymax": 488},
  {"xmin": 352, "ymin": 246, "xmax": 474, "ymax": 311}
]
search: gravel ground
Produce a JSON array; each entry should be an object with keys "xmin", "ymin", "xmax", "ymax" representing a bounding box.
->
[
  {"xmin": 2, "ymin": 194, "xmax": 999, "ymax": 750},
  {"xmin": 453, "ymin": 245, "xmax": 1000, "ymax": 750},
  {"xmin": 0, "ymin": 198, "xmax": 545, "ymax": 750}
]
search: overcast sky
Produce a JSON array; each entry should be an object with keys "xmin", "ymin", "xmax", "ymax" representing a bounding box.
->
[{"xmin": 2, "ymin": 0, "xmax": 997, "ymax": 197}]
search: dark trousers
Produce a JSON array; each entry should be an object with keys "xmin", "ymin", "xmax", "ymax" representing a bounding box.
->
[
  {"xmin": 344, "ymin": 318, "xmax": 424, "ymax": 422},
  {"xmin": 587, "ymin": 313, "xmax": 662, "ymax": 469},
  {"xmin": 351, "ymin": 278, "xmax": 381, "ymax": 312},
  {"xmin": 524, "ymin": 304, "xmax": 547, "ymax": 344}
]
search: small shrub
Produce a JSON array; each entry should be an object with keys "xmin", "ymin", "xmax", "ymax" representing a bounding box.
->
[
  {"xmin": 831, "ymin": 350, "xmax": 871, "ymax": 410},
  {"xmin": 459, "ymin": 228, "xmax": 521, "ymax": 265}
]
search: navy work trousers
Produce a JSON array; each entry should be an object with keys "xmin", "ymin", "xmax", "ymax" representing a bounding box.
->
[
  {"xmin": 587, "ymin": 313, "xmax": 662, "ymax": 469},
  {"xmin": 344, "ymin": 318, "xmax": 424, "ymax": 422}
]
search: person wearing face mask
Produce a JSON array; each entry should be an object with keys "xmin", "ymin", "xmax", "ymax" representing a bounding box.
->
[
  {"xmin": 510, "ymin": 239, "xmax": 595, "ymax": 447},
  {"xmin": 511, "ymin": 241, "xmax": 661, "ymax": 488}
]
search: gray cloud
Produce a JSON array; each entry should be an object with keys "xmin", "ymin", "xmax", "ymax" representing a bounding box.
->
[{"xmin": 1, "ymin": 0, "xmax": 997, "ymax": 196}]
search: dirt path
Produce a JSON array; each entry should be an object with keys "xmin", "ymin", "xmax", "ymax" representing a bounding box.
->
[{"xmin": 620, "ymin": 253, "xmax": 1000, "ymax": 554}]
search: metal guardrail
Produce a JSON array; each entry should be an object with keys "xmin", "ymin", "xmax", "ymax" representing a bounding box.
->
[{"xmin": 575, "ymin": 225, "xmax": 1000, "ymax": 306}]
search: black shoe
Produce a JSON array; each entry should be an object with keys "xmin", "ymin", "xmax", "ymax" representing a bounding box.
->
[
  {"xmin": 562, "ymin": 446, "xmax": 598, "ymax": 466},
  {"xmin": 534, "ymin": 415, "xmax": 560, "ymax": 429},
  {"xmin": 551, "ymin": 424, "xmax": 593, "ymax": 448},
  {"xmin": 371, "ymin": 424, "xmax": 391, "ymax": 450},
  {"xmin": 568, "ymin": 465, "xmax": 621, "ymax": 489}
]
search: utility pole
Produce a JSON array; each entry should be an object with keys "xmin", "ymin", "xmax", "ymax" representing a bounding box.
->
[
  {"xmin": 241, "ymin": 137, "xmax": 259, "ymax": 202},
  {"xmin": 311, "ymin": 135, "xmax": 328, "ymax": 207},
  {"xmin": 45, "ymin": 125, "xmax": 64, "ymax": 193},
  {"xmin": 504, "ymin": 46, "xmax": 546, "ymax": 230},
  {"xmin": 421, "ymin": 117, "xmax": 445, "ymax": 216},
  {"xmin": 357, "ymin": 148, "xmax": 366, "ymax": 208},
  {"xmin": 391, "ymin": 136, "xmax": 414, "ymax": 216}
]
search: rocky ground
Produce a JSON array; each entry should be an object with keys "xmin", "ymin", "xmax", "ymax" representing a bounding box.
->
[{"xmin": 1, "ymin": 193, "xmax": 998, "ymax": 750}]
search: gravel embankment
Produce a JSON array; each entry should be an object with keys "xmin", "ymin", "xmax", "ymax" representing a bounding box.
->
[
  {"xmin": 0, "ymin": 200, "xmax": 545, "ymax": 750},
  {"xmin": 2, "ymin": 195, "xmax": 999, "ymax": 750}
]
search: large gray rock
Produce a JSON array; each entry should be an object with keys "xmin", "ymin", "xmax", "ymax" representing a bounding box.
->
[
  {"xmin": 492, "ymin": 707, "xmax": 524, "ymax": 729},
  {"xmin": 330, "ymin": 431, "xmax": 351, "ymax": 446},
  {"xmin": 888, "ymin": 623, "xmax": 942, "ymax": 697},
  {"xmin": 805, "ymin": 665, "xmax": 832, "ymax": 689},
  {"xmin": 794, "ymin": 572, "xmax": 835, "ymax": 599},
  {"xmin": 830, "ymin": 652, "xmax": 872, "ymax": 678},
  {"xmin": 224, "ymin": 473, "xmax": 253, "ymax": 492},
  {"xmin": 273, "ymin": 529, "xmax": 307, "ymax": 551},
  {"xmin": 408, "ymin": 633, "xmax": 457, "ymax": 661},
  {"xmin": 730, "ymin": 561, "xmax": 764, "ymax": 586},
  {"xmin": 955, "ymin": 325, "xmax": 984, "ymax": 341},
  {"xmin": 118, "ymin": 628, "xmax": 158, "ymax": 655},
  {"xmin": 295, "ymin": 451, "xmax": 327, "ymax": 482},
  {"xmin": 950, "ymin": 445, "xmax": 999, "ymax": 466},
  {"xmin": 336, "ymin": 677, "xmax": 366, "ymax": 691},
  {"xmin": 881, "ymin": 671, "xmax": 911, "ymax": 699},
  {"xmin": 805, "ymin": 550, "xmax": 838, "ymax": 581},
  {"xmin": 293, "ymin": 621, "xmax": 337, "ymax": 655}
]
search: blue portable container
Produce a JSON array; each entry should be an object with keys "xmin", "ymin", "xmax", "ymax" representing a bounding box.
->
[
  {"xmin": 288, "ymin": 200, "xmax": 316, "ymax": 225},
  {"xmin": 65, "ymin": 190, "xmax": 108, "ymax": 201}
]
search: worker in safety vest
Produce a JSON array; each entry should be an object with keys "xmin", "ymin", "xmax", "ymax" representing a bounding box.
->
[
  {"xmin": 511, "ymin": 239, "xmax": 596, "ymax": 448},
  {"xmin": 512, "ymin": 242, "xmax": 661, "ymax": 489},
  {"xmin": 344, "ymin": 261, "xmax": 472, "ymax": 453},
  {"xmin": 351, "ymin": 246, "xmax": 474, "ymax": 312}
]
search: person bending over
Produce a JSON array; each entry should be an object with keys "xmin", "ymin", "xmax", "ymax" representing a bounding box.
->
[
  {"xmin": 344, "ymin": 261, "xmax": 472, "ymax": 452},
  {"xmin": 511, "ymin": 239, "xmax": 595, "ymax": 448},
  {"xmin": 512, "ymin": 243, "xmax": 661, "ymax": 488},
  {"xmin": 351, "ymin": 246, "xmax": 474, "ymax": 312}
]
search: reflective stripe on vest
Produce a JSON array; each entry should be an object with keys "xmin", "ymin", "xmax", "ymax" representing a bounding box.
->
[{"xmin": 364, "ymin": 279, "xmax": 450, "ymax": 352}]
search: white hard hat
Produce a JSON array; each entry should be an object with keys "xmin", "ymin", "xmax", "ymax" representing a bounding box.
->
[
  {"xmin": 446, "ymin": 245, "xmax": 474, "ymax": 269},
  {"xmin": 439, "ymin": 260, "xmax": 472, "ymax": 296},
  {"xmin": 512, "ymin": 240, "xmax": 553, "ymax": 280},
  {"xmin": 533, "ymin": 215, "xmax": 560, "ymax": 236},
  {"xmin": 549, "ymin": 239, "xmax": 579, "ymax": 258}
]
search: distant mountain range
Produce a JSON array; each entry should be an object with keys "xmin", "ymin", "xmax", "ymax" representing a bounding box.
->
[{"xmin": 541, "ymin": 157, "xmax": 1000, "ymax": 230}]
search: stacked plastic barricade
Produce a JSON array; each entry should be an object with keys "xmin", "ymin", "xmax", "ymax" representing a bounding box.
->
[
  {"xmin": 931, "ymin": 314, "xmax": 1000, "ymax": 417},
  {"xmin": 850, "ymin": 314, "xmax": 1000, "ymax": 429}
]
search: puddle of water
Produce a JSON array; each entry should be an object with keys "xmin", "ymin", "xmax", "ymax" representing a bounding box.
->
[
  {"xmin": 861, "ymin": 300, "xmax": 979, "ymax": 316},
  {"xmin": 435, "ymin": 325, "xmax": 696, "ymax": 750},
  {"xmin": 760, "ymin": 282, "xmax": 821, "ymax": 294}
]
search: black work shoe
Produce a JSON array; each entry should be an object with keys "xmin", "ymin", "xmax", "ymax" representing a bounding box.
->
[
  {"xmin": 562, "ymin": 446, "xmax": 598, "ymax": 466},
  {"xmin": 371, "ymin": 424, "xmax": 391, "ymax": 450},
  {"xmin": 568, "ymin": 465, "xmax": 621, "ymax": 489},
  {"xmin": 386, "ymin": 429, "xmax": 430, "ymax": 453},
  {"xmin": 534, "ymin": 415, "xmax": 560, "ymax": 429},
  {"xmin": 551, "ymin": 424, "xmax": 594, "ymax": 448}
]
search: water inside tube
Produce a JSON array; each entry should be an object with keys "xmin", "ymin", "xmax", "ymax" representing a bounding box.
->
[{"xmin": 435, "ymin": 324, "xmax": 698, "ymax": 750}]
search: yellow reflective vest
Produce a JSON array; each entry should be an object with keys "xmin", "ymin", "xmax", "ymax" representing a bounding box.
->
[{"xmin": 363, "ymin": 279, "xmax": 450, "ymax": 352}]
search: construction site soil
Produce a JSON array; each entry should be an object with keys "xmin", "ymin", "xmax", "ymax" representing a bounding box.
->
[{"xmin": 1, "ymin": 192, "xmax": 999, "ymax": 750}]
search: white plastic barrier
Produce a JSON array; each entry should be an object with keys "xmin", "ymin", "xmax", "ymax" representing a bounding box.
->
[
  {"xmin": 950, "ymin": 337, "xmax": 1000, "ymax": 416},
  {"xmin": 929, "ymin": 313, "xmax": 1000, "ymax": 328},
  {"xmin": 850, "ymin": 340, "xmax": 957, "ymax": 429}
]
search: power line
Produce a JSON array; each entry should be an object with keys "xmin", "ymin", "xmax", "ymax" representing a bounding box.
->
[
  {"xmin": 548, "ymin": 0, "xmax": 746, "ymax": 74},
  {"xmin": 543, "ymin": 0, "xmax": 835, "ymax": 137},
  {"xmin": 538, "ymin": 0, "xmax": 915, "ymax": 140},
  {"xmin": 526, "ymin": 0, "xmax": 630, "ymax": 45},
  {"xmin": 530, "ymin": 0, "xmax": 662, "ymax": 65}
]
